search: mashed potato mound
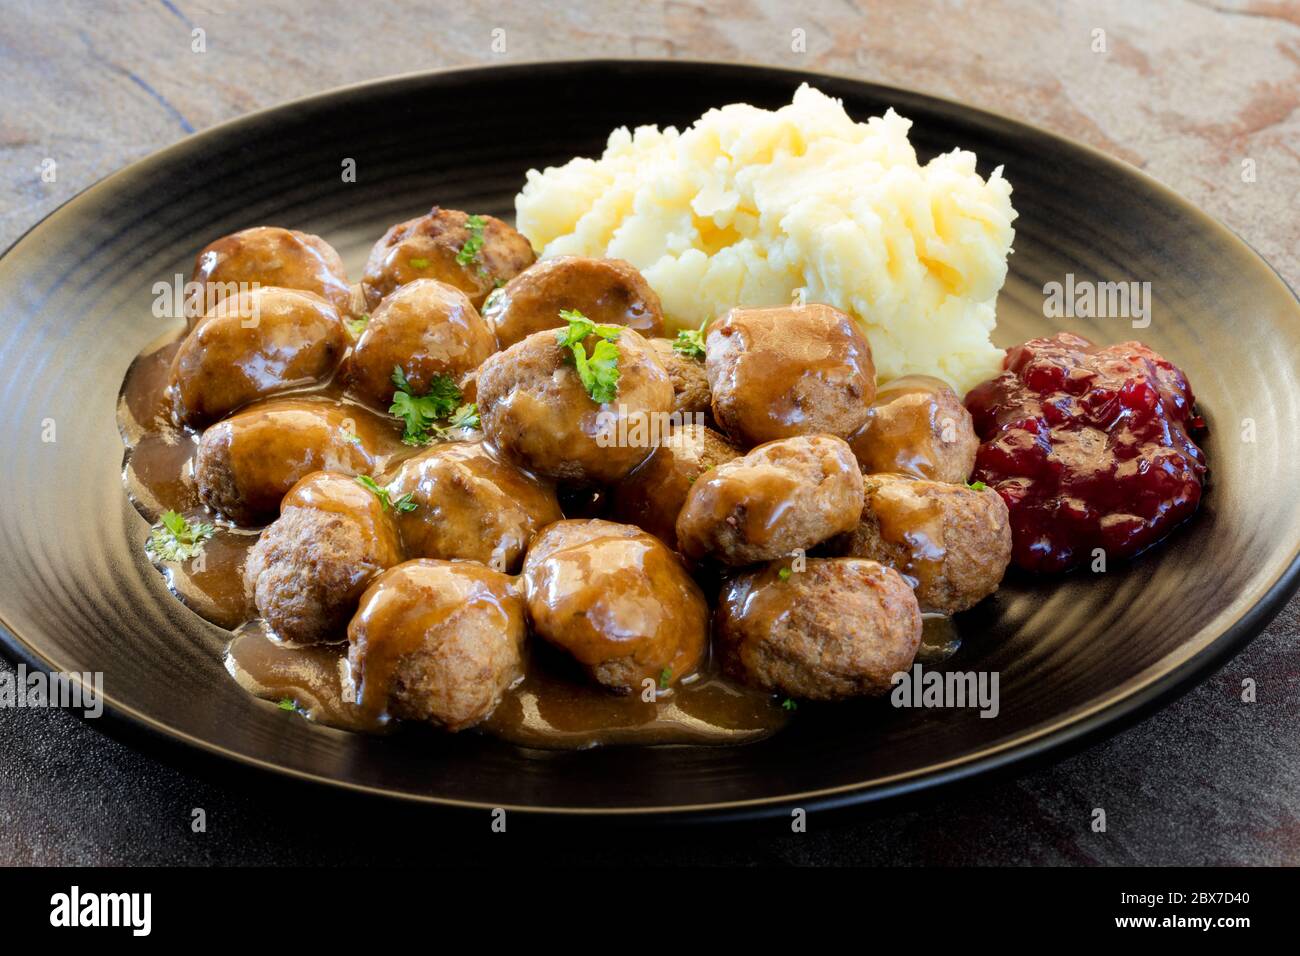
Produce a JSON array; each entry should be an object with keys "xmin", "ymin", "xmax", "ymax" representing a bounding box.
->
[{"xmin": 516, "ymin": 84, "xmax": 1017, "ymax": 395}]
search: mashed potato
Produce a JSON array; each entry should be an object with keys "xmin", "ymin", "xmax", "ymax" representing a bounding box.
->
[{"xmin": 516, "ymin": 84, "xmax": 1017, "ymax": 395}]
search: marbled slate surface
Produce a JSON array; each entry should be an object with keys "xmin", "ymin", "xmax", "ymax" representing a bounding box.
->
[{"xmin": 1, "ymin": 0, "xmax": 1298, "ymax": 865}]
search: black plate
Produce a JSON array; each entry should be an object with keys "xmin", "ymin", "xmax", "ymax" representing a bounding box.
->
[{"xmin": 2, "ymin": 60, "xmax": 1298, "ymax": 819}]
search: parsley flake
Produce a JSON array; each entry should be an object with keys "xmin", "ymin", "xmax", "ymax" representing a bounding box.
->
[
  {"xmin": 424, "ymin": 402, "xmax": 482, "ymax": 441},
  {"xmin": 145, "ymin": 510, "xmax": 215, "ymax": 563},
  {"xmin": 277, "ymin": 698, "xmax": 296, "ymax": 712},
  {"xmin": 483, "ymin": 286, "xmax": 506, "ymax": 314},
  {"xmin": 781, "ymin": 698, "xmax": 798, "ymax": 712},
  {"xmin": 778, "ymin": 566, "xmax": 792, "ymax": 581},
  {"xmin": 456, "ymin": 214, "xmax": 487, "ymax": 272},
  {"xmin": 659, "ymin": 667, "xmax": 672, "ymax": 690},
  {"xmin": 408, "ymin": 257, "xmax": 430, "ymax": 270},
  {"xmin": 672, "ymin": 319, "xmax": 708, "ymax": 360},
  {"xmin": 344, "ymin": 313, "xmax": 370, "ymax": 337},
  {"xmin": 355, "ymin": 475, "xmax": 418, "ymax": 513},
  {"xmin": 443, "ymin": 402, "xmax": 480, "ymax": 433},
  {"xmin": 556, "ymin": 309, "xmax": 622, "ymax": 404},
  {"xmin": 968, "ymin": 480, "xmax": 987, "ymax": 492},
  {"xmin": 389, "ymin": 366, "xmax": 463, "ymax": 445}
]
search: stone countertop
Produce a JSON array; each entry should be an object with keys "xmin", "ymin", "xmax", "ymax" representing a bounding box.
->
[{"xmin": 1, "ymin": 0, "xmax": 1298, "ymax": 865}]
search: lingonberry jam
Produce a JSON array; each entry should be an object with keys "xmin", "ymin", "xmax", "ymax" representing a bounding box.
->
[{"xmin": 965, "ymin": 332, "xmax": 1207, "ymax": 573}]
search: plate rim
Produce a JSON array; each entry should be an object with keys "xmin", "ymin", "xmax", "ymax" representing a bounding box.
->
[{"xmin": 2, "ymin": 57, "xmax": 1298, "ymax": 820}]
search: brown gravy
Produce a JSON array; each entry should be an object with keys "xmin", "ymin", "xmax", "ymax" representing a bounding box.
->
[
  {"xmin": 119, "ymin": 327, "xmax": 791, "ymax": 748},
  {"xmin": 867, "ymin": 478, "xmax": 948, "ymax": 597},
  {"xmin": 918, "ymin": 613, "xmax": 962, "ymax": 663}
]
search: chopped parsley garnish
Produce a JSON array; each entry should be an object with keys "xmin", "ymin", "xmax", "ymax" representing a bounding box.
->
[
  {"xmin": 968, "ymin": 480, "xmax": 987, "ymax": 492},
  {"xmin": 354, "ymin": 475, "xmax": 418, "ymax": 513},
  {"xmin": 145, "ymin": 510, "xmax": 215, "ymax": 562},
  {"xmin": 425, "ymin": 402, "xmax": 482, "ymax": 440},
  {"xmin": 344, "ymin": 313, "xmax": 369, "ymax": 338},
  {"xmin": 389, "ymin": 365, "xmax": 463, "ymax": 445},
  {"xmin": 672, "ymin": 319, "xmax": 708, "ymax": 360},
  {"xmin": 778, "ymin": 566, "xmax": 792, "ymax": 581},
  {"xmin": 556, "ymin": 309, "xmax": 622, "ymax": 404},
  {"xmin": 444, "ymin": 402, "xmax": 480, "ymax": 433},
  {"xmin": 483, "ymin": 286, "xmax": 506, "ymax": 314},
  {"xmin": 780, "ymin": 698, "xmax": 798, "ymax": 712},
  {"xmin": 455, "ymin": 214, "xmax": 487, "ymax": 273},
  {"xmin": 408, "ymin": 257, "xmax": 430, "ymax": 270},
  {"xmin": 277, "ymin": 698, "xmax": 296, "ymax": 712},
  {"xmin": 659, "ymin": 667, "xmax": 672, "ymax": 690}
]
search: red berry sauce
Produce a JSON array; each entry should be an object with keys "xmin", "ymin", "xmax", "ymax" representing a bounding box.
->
[{"xmin": 965, "ymin": 332, "xmax": 1207, "ymax": 573}]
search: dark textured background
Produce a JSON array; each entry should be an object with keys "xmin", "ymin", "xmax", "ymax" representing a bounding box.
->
[{"xmin": 2, "ymin": 0, "xmax": 1298, "ymax": 865}]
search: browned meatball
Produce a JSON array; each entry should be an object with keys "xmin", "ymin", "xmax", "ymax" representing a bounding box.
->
[
  {"xmin": 347, "ymin": 559, "xmax": 526, "ymax": 730},
  {"xmin": 189, "ymin": 226, "xmax": 352, "ymax": 326},
  {"xmin": 832, "ymin": 474, "xmax": 1012, "ymax": 614},
  {"xmin": 481, "ymin": 256, "xmax": 664, "ymax": 349},
  {"xmin": 168, "ymin": 286, "xmax": 346, "ymax": 428},
  {"xmin": 848, "ymin": 375, "xmax": 977, "ymax": 483},
  {"xmin": 196, "ymin": 398, "xmax": 396, "ymax": 525},
  {"xmin": 611, "ymin": 424, "xmax": 741, "ymax": 550},
  {"xmin": 676, "ymin": 434, "xmax": 864, "ymax": 565},
  {"xmin": 476, "ymin": 326, "xmax": 673, "ymax": 484},
  {"xmin": 361, "ymin": 206, "xmax": 535, "ymax": 310},
  {"xmin": 706, "ymin": 303, "xmax": 876, "ymax": 446},
  {"xmin": 346, "ymin": 278, "xmax": 496, "ymax": 410},
  {"xmin": 648, "ymin": 337, "xmax": 712, "ymax": 418},
  {"xmin": 384, "ymin": 440, "xmax": 562, "ymax": 572},
  {"xmin": 522, "ymin": 520, "xmax": 707, "ymax": 692},
  {"xmin": 244, "ymin": 471, "xmax": 404, "ymax": 645},
  {"xmin": 717, "ymin": 558, "xmax": 921, "ymax": 700}
]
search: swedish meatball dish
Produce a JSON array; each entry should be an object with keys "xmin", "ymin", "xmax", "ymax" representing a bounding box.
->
[{"xmin": 118, "ymin": 88, "xmax": 1209, "ymax": 752}]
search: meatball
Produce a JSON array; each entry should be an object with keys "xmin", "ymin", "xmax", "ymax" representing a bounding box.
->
[
  {"xmin": 675, "ymin": 434, "xmax": 864, "ymax": 565},
  {"xmin": 384, "ymin": 440, "xmax": 562, "ymax": 572},
  {"xmin": 648, "ymin": 337, "xmax": 712, "ymax": 418},
  {"xmin": 832, "ymin": 474, "xmax": 1012, "ymax": 615},
  {"xmin": 360, "ymin": 206, "xmax": 535, "ymax": 310},
  {"xmin": 706, "ymin": 303, "xmax": 876, "ymax": 446},
  {"xmin": 347, "ymin": 559, "xmax": 526, "ymax": 730},
  {"xmin": 522, "ymin": 520, "xmax": 707, "ymax": 692},
  {"xmin": 611, "ymin": 424, "xmax": 741, "ymax": 550},
  {"xmin": 716, "ymin": 558, "xmax": 922, "ymax": 700},
  {"xmin": 196, "ymin": 398, "xmax": 393, "ymax": 525},
  {"xmin": 244, "ymin": 471, "xmax": 404, "ymax": 645},
  {"xmin": 848, "ymin": 375, "xmax": 977, "ymax": 483},
  {"xmin": 168, "ymin": 286, "xmax": 346, "ymax": 428},
  {"xmin": 189, "ymin": 226, "xmax": 352, "ymax": 326},
  {"xmin": 346, "ymin": 278, "xmax": 496, "ymax": 410},
  {"xmin": 482, "ymin": 256, "xmax": 664, "ymax": 349},
  {"xmin": 476, "ymin": 326, "xmax": 673, "ymax": 484}
]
